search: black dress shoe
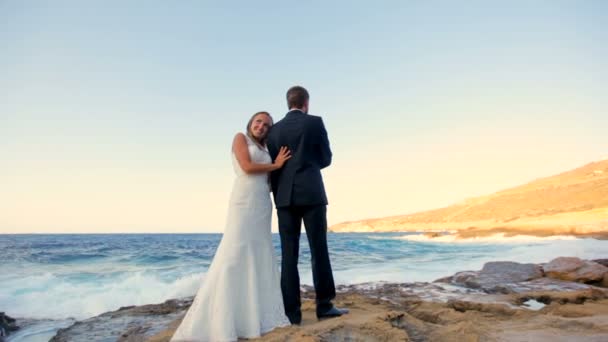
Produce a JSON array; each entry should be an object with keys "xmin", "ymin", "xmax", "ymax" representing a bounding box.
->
[{"xmin": 317, "ymin": 306, "xmax": 349, "ymax": 320}]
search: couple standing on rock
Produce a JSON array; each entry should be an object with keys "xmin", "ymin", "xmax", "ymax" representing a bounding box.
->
[{"xmin": 171, "ymin": 86, "xmax": 348, "ymax": 342}]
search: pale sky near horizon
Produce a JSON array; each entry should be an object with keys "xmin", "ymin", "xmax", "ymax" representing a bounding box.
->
[{"xmin": 2, "ymin": 1, "xmax": 607, "ymax": 233}]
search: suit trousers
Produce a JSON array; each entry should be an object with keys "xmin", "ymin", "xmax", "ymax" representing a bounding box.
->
[{"xmin": 277, "ymin": 205, "xmax": 336, "ymax": 321}]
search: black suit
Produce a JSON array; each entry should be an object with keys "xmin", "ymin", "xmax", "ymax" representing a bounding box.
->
[{"xmin": 267, "ymin": 110, "xmax": 336, "ymax": 322}]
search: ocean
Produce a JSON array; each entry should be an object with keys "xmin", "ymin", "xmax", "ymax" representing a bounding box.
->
[{"xmin": 1, "ymin": 233, "xmax": 606, "ymax": 341}]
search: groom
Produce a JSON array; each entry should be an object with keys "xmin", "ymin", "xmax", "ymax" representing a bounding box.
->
[{"xmin": 267, "ymin": 86, "xmax": 348, "ymax": 324}]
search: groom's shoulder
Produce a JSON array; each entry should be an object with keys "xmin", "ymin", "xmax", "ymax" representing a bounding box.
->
[
  {"xmin": 304, "ymin": 113, "xmax": 324, "ymax": 122},
  {"xmin": 305, "ymin": 114, "xmax": 326, "ymax": 128},
  {"xmin": 271, "ymin": 117, "xmax": 286, "ymax": 130}
]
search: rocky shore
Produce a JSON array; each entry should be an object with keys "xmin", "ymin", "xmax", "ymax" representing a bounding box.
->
[{"xmin": 34, "ymin": 257, "xmax": 608, "ymax": 341}]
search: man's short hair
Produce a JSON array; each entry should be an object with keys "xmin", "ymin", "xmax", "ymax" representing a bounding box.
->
[{"xmin": 286, "ymin": 86, "xmax": 309, "ymax": 109}]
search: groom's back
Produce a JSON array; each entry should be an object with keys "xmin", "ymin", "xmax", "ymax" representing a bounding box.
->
[{"xmin": 268, "ymin": 111, "xmax": 332, "ymax": 208}]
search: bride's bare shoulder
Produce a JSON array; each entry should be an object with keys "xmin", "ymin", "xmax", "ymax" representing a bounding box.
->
[
  {"xmin": 233, "ymin": 132, "xmax": 247, "ymax": 143},
  {"xmin": 232, "ymin": 133, "xmax": 249, "ymax": 151}
]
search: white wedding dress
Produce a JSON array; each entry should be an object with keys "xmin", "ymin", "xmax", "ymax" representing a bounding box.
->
[{"xmin": 171, "ymin": 135, "xmax": 290, "ymax": 342}]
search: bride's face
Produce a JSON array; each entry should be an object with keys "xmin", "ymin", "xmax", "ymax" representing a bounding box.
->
[{"xmin": 250, "ymin": 114, "xmax": 272, "ymax": 140}]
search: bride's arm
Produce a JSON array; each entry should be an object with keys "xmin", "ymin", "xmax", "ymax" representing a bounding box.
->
[{"xmin": 232, "ymin": 133, "xmax": 290, "ymax": 174}]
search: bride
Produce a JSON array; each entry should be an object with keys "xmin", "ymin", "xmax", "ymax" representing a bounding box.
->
[{"xmin": 171, "ymin": 111, "xmax": 292, "ymax": 341}]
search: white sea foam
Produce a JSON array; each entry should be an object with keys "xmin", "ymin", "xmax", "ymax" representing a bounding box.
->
[{"xmin": 1, "ymin": 271, "xmax": 204, "ymax": 320}]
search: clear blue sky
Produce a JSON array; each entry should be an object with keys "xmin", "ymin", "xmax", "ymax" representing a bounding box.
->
[{"xmin": 2, "ymin": 1, "xmax": 607, "ymax": 233}]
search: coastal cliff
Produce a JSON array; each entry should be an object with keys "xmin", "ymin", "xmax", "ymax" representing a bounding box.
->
[{"xmin": 330, "ymin": 159, "xmax": 608, "ymax": 239}]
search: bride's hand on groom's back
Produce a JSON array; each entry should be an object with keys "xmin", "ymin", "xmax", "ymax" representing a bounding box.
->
[{"xmin": 273, "ymin": 146, "xmax": 291, "ymax": 169}]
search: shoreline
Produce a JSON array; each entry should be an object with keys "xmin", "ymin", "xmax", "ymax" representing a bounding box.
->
[
  {"xmin": 330, "ymin": 222, "xmax": 608, "ymax": 241},
  {"xmin": 10, "ymin": 257, "xmax": 604, "ymax": 342}
]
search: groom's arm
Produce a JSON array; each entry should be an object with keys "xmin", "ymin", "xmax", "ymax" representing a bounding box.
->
[
  {"xmin": 316, "ymin": 117, "xmax": 332, "ymax": 169},
  {"xmin": 267, "ymin": 131, "xmax": 279, "ymax": 161},
  {"xmin": 266, "ymin": 130, "xmax": 280, "ymax": 194}
]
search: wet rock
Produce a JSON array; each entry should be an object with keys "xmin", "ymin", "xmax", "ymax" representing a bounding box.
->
[
  {"xmin": 506, "ymin": 277, "xmax": 605, "ymax": 294},
  {"xmin": 544, "ymin": 257, "xmax": 608, "ymax": 283},
  {"xmin": 452, "ymin": 271, "xmax": 479, "ymax": 284},
  {"xmin": 49, "ymin": 298, "xmax": 192, "ymax": 342},
  {"xmin": 433, "ymin": 275, "xmax": 453, "ymax": 283},
  {"xmin": 335, "ymin": 281, "xmax": 486, "ymax": 306},
  {"xmin": 449, "ymin": 261, "xmax": 543, "ymax": 293},
  {"xmin": 0, "ymin": 313, "xmax": 19, "ymax": 341}
]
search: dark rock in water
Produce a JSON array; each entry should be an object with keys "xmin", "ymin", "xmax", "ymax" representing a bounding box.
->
[
  {"xmin": 49, "ymin": 297, "xmax": 192, "ymax": 342},
  {"xmin": 444, "ymin": 261, "xmax": 544, "ymax": 293},
  {"xmin": 0, "ymin": 312, "xmax": 20, "ymax": 340},
  {"xmin": 452, "ymin": 271, "xmax": 480, "ymax": 284},
  {"xmin": 433, "ymin": 275, "xmax": 453, "ymax": 283}
]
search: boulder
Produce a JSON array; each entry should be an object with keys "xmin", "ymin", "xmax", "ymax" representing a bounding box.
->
[
  {"xmin": 449, "ymin": 261, "xmax": 544, "ymax": 293},
  {"xmin": 592, "ymin": 259, "xmax": 608, "ymax": 268},
  {"xmin": 544, "ymin": 257, "xmax": 608, "ymax": 283}
]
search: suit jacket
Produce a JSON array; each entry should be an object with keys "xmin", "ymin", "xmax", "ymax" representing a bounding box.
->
[{"xmin": 267, "ymin": 110, "xmax": 332, "ymax": 208}]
